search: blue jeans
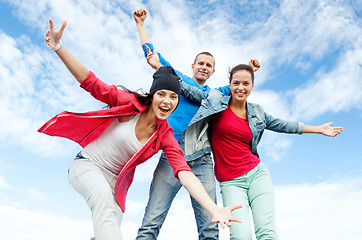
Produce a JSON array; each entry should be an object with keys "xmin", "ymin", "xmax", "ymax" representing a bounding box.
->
[
  {"xmin": 220, "ymin": 162, "xmax": 277, "ymax": 240},
  {"xmin": 136, "ymin": 152, "xmax": 218, "ymax": 240}
]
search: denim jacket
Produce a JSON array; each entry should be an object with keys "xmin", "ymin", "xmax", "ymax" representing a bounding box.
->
[{"xmin": 179, "ymin": 80, "xmax": 305, "ymax": 160}]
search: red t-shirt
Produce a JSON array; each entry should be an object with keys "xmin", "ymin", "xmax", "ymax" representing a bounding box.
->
[{"xmin": 210, "ymin": 107, "xmax": 260, "ymax": 182}]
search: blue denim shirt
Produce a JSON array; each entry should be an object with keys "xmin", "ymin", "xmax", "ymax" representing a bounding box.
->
[{"xmin": 179, "ymin": 80, "xmax": 305, "ymax": 159}]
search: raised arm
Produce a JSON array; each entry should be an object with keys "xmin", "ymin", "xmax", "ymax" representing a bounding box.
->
[
  {"xmin": 45, "ymin": 19, "xmax": 89, "ymax": 83},
  {"xmin": 133, "ymin": 9, "xmax": 151, "ymax": 45},
  {"xmin": 304, "ymin": 122, "xmax": 343, "ymax": 137},
  {"xmin": 178, "ymin": 171, "xmax": 242, "ymax": 228}
]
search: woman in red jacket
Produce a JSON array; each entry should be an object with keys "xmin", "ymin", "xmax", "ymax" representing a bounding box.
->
[{"xmin": 40, "ymin": 19, "xmax": 241, "ymax": 240}]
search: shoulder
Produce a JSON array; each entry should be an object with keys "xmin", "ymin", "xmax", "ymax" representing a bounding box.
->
[{"xmin": 247, "ymin": 102, "xmax": 265, "ymax": 117}]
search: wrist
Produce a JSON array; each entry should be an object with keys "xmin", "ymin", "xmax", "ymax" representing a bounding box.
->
[
  {"xmin": 155, "ymin": 63, "xmax": 163, "ymax": 71},
  {"xmin": 53, "ymin": 40, "xmax": 63, "ymax": 51}
]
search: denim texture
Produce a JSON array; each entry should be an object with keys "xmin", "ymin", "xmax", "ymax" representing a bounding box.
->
[
  {"xmin": 136, "ymin": 153, "xmax": 218, "ymax": 240},
  {"xmin": 179, "ymin": 82, "xmax": 304, "ymax": 157}
]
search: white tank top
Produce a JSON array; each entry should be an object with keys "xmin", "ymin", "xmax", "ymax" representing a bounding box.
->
[{"xmin": 82, "ymin": 113, "xmax": 143, "ymax": 175}]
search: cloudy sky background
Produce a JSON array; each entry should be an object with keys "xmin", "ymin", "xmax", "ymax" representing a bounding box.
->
[{"xmin": 0, "ymin": 0, "xmax": 361, "ymax": 239}]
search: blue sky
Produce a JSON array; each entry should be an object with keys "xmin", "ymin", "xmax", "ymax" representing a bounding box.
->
[{"xmin": 0, "ymin": 0, "xmax": 361, "ymax": 239}]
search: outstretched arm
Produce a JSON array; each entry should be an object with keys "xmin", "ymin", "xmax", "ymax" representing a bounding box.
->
[
  {"xmin": 304, "ymin": 122, "xmax": 343, "ymax": 137},
  {"xmin": 133, "ymin": 8, "xmax": 151, "ymax": 45},
  {"xmin": 178, "ymin": 171, "xmax": 242, "ymax": 228},
  {"xmin": 45, "ymin": 19, "xmax": 89, "ymax": 83}
]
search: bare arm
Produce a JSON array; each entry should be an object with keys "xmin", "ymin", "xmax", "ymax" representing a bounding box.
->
[
  {"xmin": 45, "ymin": 19, "xmax": 89, "ymax": 83},
  {"xmin": 304, "ymin": 122, "xmax": 343, "ymax": 137},
  {"xmin": 178, "ymin": 171, "xmax": 242, "ymax": 228},
  {"xmin": 133, "ymin": 8, "xmax": 151, "ymax": 45}
]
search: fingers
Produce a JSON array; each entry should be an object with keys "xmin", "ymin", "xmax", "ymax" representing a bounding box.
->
[
  {"xmin": 212, "ymin": 218, "xmax": 226, "ymax": 229},
  {"xmin": 230, "ymin": 216, "xmax": 242, "ymax": 223},
  {"xmin": 133, "ymin": 8, "xmax": 147, "ymax": 17},
  {"xmin": 145, "ymin": 45, "xmax": 151, "ymax": 54},
  {"xmin": 48, "ymin": 18, "xmax": 54, "ymax": 31},
  {"xmin": 230, "ymin": 203, "xmax": 242, "ymax": 211},
  {"xmin": 60, "ymin": 20, "xmax": 67, "ymax": 31}
]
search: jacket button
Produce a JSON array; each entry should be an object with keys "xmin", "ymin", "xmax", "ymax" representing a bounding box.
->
[{"xmin": 199, "ymin": 114, "xmax": 203, "ymax": 117}]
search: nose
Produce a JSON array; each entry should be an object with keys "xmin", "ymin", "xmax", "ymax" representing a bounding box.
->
[
  {"xmin": 237, "ymin": 84, "xmax": 244, "ymax": 91},
  {"xmin": 163, "ymin": 96, "xmax": 171, "ymax": 104}
]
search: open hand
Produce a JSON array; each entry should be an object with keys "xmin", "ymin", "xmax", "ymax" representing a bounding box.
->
[
  {"xmin": 320, "ymin": 122, "xmax": 343, "ymax": 137},
  {"xmin": 211, "ymin": 204, "xmax": 242, "ymax": 228},
  {"xmin": 45, "ymin": 19, "xmax": 66, "ymax": 50}
]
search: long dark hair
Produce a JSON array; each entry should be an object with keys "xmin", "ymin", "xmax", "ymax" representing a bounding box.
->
[{"xmin": 105, "ymin": 85, "xmax": 153, "ymax": 108}]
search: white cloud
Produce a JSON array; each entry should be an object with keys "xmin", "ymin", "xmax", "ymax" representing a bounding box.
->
[
  {"xmin": 275, "ymin": 178, "xmax": 362, "ymax": 240},
  {"xmin": 1, "ymin": 177, "xmax": 361, "ymax": 239},
  {"xmin": 291, "ymin": 48, "xmax": 362, "ymax": 120},
  {"xmin": 0, "ymin": 1, "xmax": 361, "ymax": 239},
  {"xmin": 0, "ymin": 204, "xmax": 93, "ymax": 240}
]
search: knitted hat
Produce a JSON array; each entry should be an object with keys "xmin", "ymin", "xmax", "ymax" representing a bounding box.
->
[{"xmin": 150, "ymin": 66, "xmax": 181, "ymax": 96}]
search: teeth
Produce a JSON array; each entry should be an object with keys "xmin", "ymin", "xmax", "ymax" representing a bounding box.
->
[{"xmin": 160, "ymin": 107, "xmax": 170, "ymax": 111}]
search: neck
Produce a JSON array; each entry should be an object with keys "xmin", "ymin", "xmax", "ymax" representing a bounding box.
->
[
  {"xmin": 141, "ymin": 108, "xmax": 157, "ymax": 129},
  {"xmin": 193, "ymin": 77, "xmax": 206, "ymax": 86},
  {"xmin": 229, "ymin": 98, "xmax": 247, "ymax": 110},
  {"xmin": 229, "ymin": 98, "xmax": 248, "ymax": 119}
]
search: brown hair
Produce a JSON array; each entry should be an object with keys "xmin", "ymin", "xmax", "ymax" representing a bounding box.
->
[
  {"xmin": 194, "ymin": 52, "xmax": 215, "ymax": 68},
  {"xmin": 229, "ymin": 64, "xmax": 254, "ymax": 84}
]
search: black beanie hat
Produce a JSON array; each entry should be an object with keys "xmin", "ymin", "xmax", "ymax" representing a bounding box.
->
[{"xmin": 150, "ymin": 66, "xmax": 181, "ymax": 96}]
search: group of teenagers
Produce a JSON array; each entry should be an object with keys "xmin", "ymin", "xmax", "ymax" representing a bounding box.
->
[{"xmin": 39, "ymin": 9, "xmax": 343, "ymax": 240}]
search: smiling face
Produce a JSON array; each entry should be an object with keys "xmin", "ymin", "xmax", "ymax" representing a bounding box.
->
[
  {"xmin": 230, "ymin": 69, "xmax": 254, "ymax": 104},
  {"xmin": 191, "ymin": 53, "xmax": 215, "ymax": 85},
  {"xmin": 150, "ymin": 89, "xmax": 179, "ymax": 120}
]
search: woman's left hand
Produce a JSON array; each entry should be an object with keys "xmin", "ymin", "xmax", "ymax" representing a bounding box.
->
[
  {"xmin": 319, "ymin": 122, "xmax": 343, "ymax": 137},
  {"xmin": 211, "ymin": 204, "xmax": 242, "ymax": 228}
]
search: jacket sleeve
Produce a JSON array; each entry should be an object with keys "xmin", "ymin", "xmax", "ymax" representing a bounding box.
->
[
  {"xmin": 80, "ymin": 71, "xmax": 136, "ymax": 107},
  {"xmin": 180, "ymin": 80, "xmax": 209, "ymax": 105},
  {"xmin": 161, "ymin": 128, "xmax": 192, "ymax": 178},
  {"xmin": 263, "ymin": 110, "xmax": 304, "ymax": 134},
  {"xmin": 215, "ymin": 84, "xmax": 231, "ymax": 95}
]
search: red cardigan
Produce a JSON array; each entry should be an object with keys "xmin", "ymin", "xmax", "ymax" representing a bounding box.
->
[{"xmin": 38, "ymin": 71, "xmax": 191, "ymax": 212}]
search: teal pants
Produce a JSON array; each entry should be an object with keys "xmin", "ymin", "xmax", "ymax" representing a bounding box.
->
[{"xmin": 219, "ymin": 162, "xmax": 278, "ymax": 240}]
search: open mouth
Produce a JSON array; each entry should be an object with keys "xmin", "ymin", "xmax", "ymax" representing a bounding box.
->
[{"xmin": 159, "ymin": 106, "xmax": 170, "ymax": 115}]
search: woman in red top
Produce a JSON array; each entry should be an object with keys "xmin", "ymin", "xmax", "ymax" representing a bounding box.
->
[{"xmin": 40, "ymin": 19, "xmax": 241, "ymax": 240}]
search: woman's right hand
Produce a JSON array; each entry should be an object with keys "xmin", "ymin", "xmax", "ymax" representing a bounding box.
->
[
  {"xmin": 211, "ymin": 204, "xmax": 242, "ymax": 228},
  {"xmin": 45, "ymin": 18, "xmax": 67, "ymax": 51}
]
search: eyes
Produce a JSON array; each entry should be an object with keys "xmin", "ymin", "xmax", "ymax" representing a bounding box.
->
[
  {"xmin": 156, "ymin": 91, "xmax": 178, "ymax": 100},
  {"xmin": 231, "ymin": 80, "xmax": 251, "ymax": 86},
  {"xmin": 197, "ymin": 61, "xmax": 213, "ymax": 68}
]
